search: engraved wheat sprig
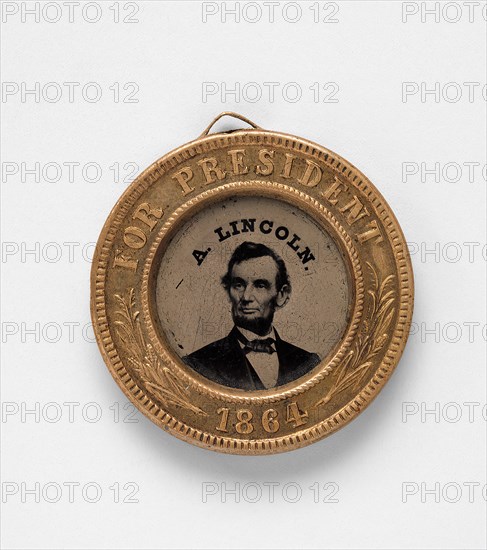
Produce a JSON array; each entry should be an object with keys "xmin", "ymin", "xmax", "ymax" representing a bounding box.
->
[
  {"xmin": 114, "ymin": 289, "xmax": 207, "ymax": 417},
  {"xmin": 314, "ymin": 262, "xmax": 395, "ymax": 407}
]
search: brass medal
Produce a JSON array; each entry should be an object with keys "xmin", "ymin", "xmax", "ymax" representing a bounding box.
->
[{"xmin": 91, "ymin": 112, "xmax": 414, "ymax": 454}]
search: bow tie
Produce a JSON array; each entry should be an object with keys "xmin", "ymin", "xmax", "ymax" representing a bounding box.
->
[{"xmin": 243, "ymin": 337, "xmax": 276, "ymax": 355}]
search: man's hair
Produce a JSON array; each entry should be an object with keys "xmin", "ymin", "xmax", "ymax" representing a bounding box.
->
[{"xmin": 221, "ymin": 241, "xmax": 291, "ymax": 292}]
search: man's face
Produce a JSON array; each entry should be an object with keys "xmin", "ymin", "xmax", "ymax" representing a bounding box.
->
[{"xmin": 228, "ymin": 256, "xmax": 290, "ymax": 335}]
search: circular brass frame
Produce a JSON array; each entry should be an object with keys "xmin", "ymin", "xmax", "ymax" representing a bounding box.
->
[{"xmin": 91, "ymin": 127, "xmax": 414, "ymax": 455}]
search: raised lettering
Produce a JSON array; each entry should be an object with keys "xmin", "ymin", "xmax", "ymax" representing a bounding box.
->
[
  {"xmin": 339, "ymin": 195, "xmax": 370, "ymax": 225},
  {"xmin": 281, "ymin": 153, "xmax": 295, "ymax": 179},
  {"xmin": 172, "ymin": 166, "xmax": 194, "ymax": 196},
  {"xmin": 132, "ymin": 202, "xmax": 163, "ymax": 231},
  {"xmin": 123, "ymin": 226, "xmax": 146, "ymax": 249},
  {"xmin": 357, "ymin": 220, "xmax": 383, "ymax": 244},
  {"xmin": 322, "ymin": 177, "xmax": 344, "ymax": 205},
  {"xmin": 298, "ymin": 159, "xmax": 322, "ymax": 187},
  {"xmin": 255, "ymin": 149, "xmax": 275, "ymax": 176},
  {"xmin": 228, "ymin": 149, "xmax": 249, "ymax": 176},
  {"xmin": 197, "ymin": 157, "xmax": 226, "ymax": 184}
]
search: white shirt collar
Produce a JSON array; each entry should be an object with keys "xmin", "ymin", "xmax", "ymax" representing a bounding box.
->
[{"xmin": 236, "ymin": 325, "xmax": 276, "ymax": 342}]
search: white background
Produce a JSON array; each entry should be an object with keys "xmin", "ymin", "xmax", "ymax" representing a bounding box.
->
[{"xmin": 1, "ymin": 1, "xmax": 486, "ymax": 549}]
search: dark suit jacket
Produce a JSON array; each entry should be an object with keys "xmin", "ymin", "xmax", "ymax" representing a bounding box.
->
[{"xmin": 183, "ymin": 327, "xmax": 320, "ymax": 390}]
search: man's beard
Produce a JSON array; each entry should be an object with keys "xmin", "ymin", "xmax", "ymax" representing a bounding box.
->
[{"xmin": 232, "ymin": 305, "xmax": 275, "ymax": 337}]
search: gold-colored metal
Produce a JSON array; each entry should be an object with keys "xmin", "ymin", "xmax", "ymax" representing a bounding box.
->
[
  {"xmin": 91, "ymin": 112, "xmax": 414, "ymax": 454},
  {"xmin": 198, "ymin": 111, "xmax": 262, "ymax": 138}
]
